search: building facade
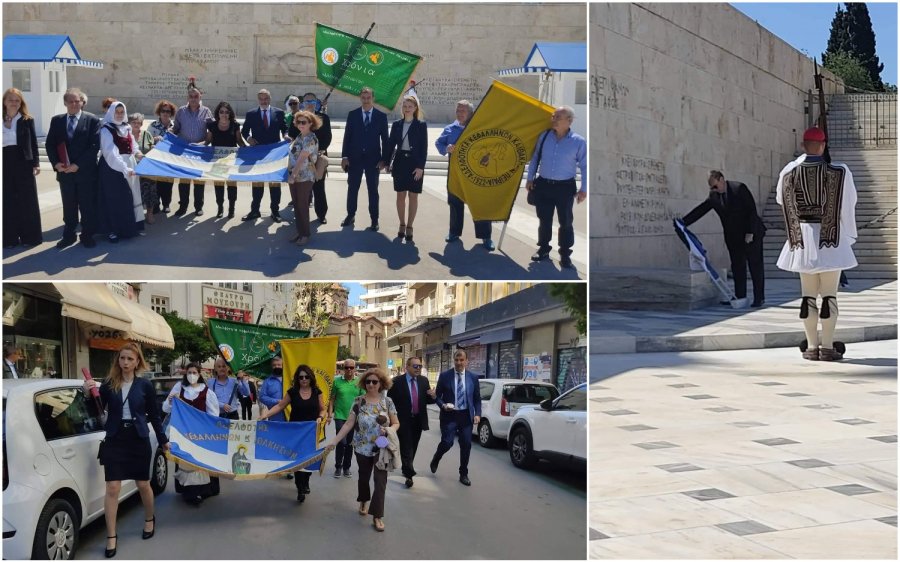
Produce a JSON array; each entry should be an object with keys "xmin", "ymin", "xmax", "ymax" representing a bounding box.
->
[{"xmin": 356, "ymin": 282, "xmax": 406, "ymax": 323}]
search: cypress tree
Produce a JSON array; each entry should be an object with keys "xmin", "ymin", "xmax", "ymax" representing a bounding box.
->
[{"xmin": 823, "ymin": 3, "xmax": 885, "ymax": 91}]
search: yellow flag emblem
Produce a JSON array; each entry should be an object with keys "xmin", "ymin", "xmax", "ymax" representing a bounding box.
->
[
  {"xmin": 279, "ymin": 336, "xmax": 340, "ymax": 444},
  {"xmin": 448, "ymin": 81, "xmax": 553, "ymax": 222}
]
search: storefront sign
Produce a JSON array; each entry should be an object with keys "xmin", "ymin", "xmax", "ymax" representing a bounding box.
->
[
  {"xmin": 85, "ymin": 326, "xmax": 129, "ymax": 350},
  {"xmin": 523, "ymin": 352, "xmax": 552, "ymax": 383},
  {"xmin": 202, "ymin": 287, "xmax": 253, "ymax": 323}
]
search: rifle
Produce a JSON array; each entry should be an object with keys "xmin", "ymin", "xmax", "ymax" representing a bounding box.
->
[{"xmin": 814, "ymin": 58, "xmax": 831, "ymax": 163}]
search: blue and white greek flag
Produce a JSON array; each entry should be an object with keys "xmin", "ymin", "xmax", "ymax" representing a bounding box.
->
[
  {"xmin": 167, "ymin": 399, "xmax": 325, "ymax": 480},
  {"xmin": 134, "ymin": 133, "xmax": 290, "ymax": 183},
  {"xmin": 673, "ymin": 218, "xmax": 739, "ymax": 304}
]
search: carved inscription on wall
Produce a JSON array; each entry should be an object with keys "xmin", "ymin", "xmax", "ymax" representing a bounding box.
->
[
  {"xmin": 415, "ymin": 77, "xmax": 482, "ymax": 107},
  {"xmin": 590, "ymin": 73, "xmax": 630, "ymax": 110},
  {"xmin": 180, "ymin": 47, "xmax": 240, "ymax": 69},
  {"xmin": 138, "ymin": 73, "xmax": 191, "ymax": 101},
  {"xmin": 614, "ymin": 155, "xmax": 675, "ymax": 235}
]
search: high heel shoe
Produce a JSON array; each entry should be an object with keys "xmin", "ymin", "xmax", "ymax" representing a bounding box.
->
[
  {"xmin": 397, "ymin": 223, "xmax": 406, "ymax": 239},
  {"xmin": 405, "ymin": 225, "xmax": 413, "ymax": 242},
  {"xmin": 358, "ymin": 501, "xmax": 368, "ymax": 515},
  {"xmin": 142, "ymin": 516, "xmax": 155, "ymax": 540},
  {"xmin": 105, "ymin": 535, "xmax": 117, "ymax": 558}
]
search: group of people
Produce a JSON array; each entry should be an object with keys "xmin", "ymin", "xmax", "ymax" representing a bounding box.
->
[
  {"xmin": 679, "ymin": 126, "xmax": 857, "ymax": 361},
  {"xmin": 4, "ymin": 80, "xmax": 587, "ymax": 267},
  {"xmin": 80, "ymin": 343, "xmax": 483, "ymax": 556}
]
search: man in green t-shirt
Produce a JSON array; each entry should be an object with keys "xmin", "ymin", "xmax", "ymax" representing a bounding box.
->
[{"xmin": 327, "ymin": 359, "xmax": 364, "ymax": 478}]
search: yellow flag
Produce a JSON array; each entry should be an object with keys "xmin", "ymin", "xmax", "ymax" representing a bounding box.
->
[
  {"xmin": 448, "ymin": 81, "xmax": 554, "ymax": 221},
  {"xmin": 279, "ymin": 336, "xmax": 339, "ymax": 443}
]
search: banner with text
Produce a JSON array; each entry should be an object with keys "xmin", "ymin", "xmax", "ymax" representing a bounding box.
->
[
  {"xmin": 448, "ymin": 81, "xmax": 553, "ymax": 222},
  {"xmin": 315, "ymin": 23, "xmax": 422, "ymax": 110},
  {"xmin": 279, "ymin": 336, "xmax": 339, "ymax": 443},
  {"xmin": 135, "ymin": 133, "xmax": 290, "ymax": 183},
  {"xmin": 207, "ymin": 318, "xmax": 310, "ymax": 377},
  {"xmin": 166, "ymin": 399, "xmax": 325, "ymax": 480}
]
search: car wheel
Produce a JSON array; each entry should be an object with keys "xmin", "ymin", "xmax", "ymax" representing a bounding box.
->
[
  {"xmin": 478, "ymin": 420, "xmax": 498, "ymax": 448},
  {"xmin": 32, "ymin": 498, "xmax": 79, "ymax": 560},
  {"xmin": 150, "ymin": 447, "xmax": 168, "ymax": 495},
  {"xmin": 509, "ymin": 427, "xmax": 538, "ymax": 469}
]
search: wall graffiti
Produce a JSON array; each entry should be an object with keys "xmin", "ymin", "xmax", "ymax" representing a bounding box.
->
[
  {"xmin": 614, "ymin": 155, "xmax": 675, "ymax": 235},
  {"xmin": 590, "ymin": 73, "xmax": 630, "ymax": 110}
]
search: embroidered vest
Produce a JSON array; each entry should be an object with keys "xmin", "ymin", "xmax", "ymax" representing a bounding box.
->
[
  {"xmin": 181, "ymin": 385, "xmax": 209, "ymax": 412},
  {"xmin": 781, "ymin": 161, "xmax": 845, "ymax": 250},
  {"xmin": 105, "ymin": 124, "xmax": 134, "ymax": 155}
]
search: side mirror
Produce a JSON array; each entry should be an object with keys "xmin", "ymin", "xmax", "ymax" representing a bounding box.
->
[{"xmin": 539, "ymin": 398, "xmax": 553, "ymax": 411}]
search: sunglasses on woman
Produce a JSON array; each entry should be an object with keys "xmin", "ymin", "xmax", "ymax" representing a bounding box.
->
[
  {"xmin": 297, "ymin": 375, "xmax": 310, "ymax": 380},
  {"xmin": 365, "ymin": 379, "xmax": 380, "ymax": 385},
  {"xmin": 296, "ymin": 120, "xmax": 309, "ymax": 125}
]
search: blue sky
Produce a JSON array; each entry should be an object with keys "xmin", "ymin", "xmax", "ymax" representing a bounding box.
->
[
  {"xmin": 345, "ymin": 283, "xmax": 364, "ymax": 306},
  {"xmin": 732, "ymin": 2, "xmax": 898, "ymax": 85}
]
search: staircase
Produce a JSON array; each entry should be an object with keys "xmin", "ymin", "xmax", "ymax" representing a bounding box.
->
[{"xmin": 762, "ymin": 147, "xmax": 897, "ymax": 279}]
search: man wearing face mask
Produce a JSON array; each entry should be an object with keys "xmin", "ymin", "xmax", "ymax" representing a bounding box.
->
[{"xmin": 259, "ymin": 356, "xmax": 286, "ymax": 422}]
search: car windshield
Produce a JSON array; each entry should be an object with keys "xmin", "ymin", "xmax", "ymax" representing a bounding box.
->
[
  {"xmin": 154, "ymin": 379, "xmax": 180, "ymax": 394},
  {"xmin": 503, "ymin": 384, "xmax": 559, "ymax": 404}
]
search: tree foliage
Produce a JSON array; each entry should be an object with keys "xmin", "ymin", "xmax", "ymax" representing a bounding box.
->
[
  {"xmin": 337, "ymin": 345, "xmax": 358, "ymax": 361},
  {"xmin": 547, "ymin": 283, "xmax": 587, "ymax": 335},
  {"xmin": 291, "ymin": 283, "xmax": 334, "ymax": 336},
  {"xmin": 824, "ymin": 50, "xmax": 877, "ymax": 91},
  {"xmin": 148, "ymin": 311, "xmax": 218, "ymax": 370},
  {"xmin": 823, "ymin": 3, "xmax": 884, "ymax": 91}
]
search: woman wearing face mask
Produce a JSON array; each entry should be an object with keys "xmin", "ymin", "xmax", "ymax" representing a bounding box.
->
[
  {"xmin": 162, "ymin": 363, "xmax": 219, "ymax": 506},
  {"xmin": 259, "ymin": 364, "xmax": 325, "ymax": 502},
  {"xmin": 98, "ymin": 101, "xmax": 144, "ymax": 242}
]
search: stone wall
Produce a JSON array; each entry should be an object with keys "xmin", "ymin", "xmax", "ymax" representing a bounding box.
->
[
  {"xmin": 590, "ymin": 2, "xmax": 843, "ymax": 273},
  {"xmin": 3, "ymin": 2, "xmax": 585, "ymax": 123}
]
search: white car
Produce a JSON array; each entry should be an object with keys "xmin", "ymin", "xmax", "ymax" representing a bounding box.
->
[
  {"xmin": 474, "ymin": 379, "xmax": 560, "ymax": 448},
  {"xmin": 3, "ymin": 379, "xmax": 168, "ymax": 560},
  {"xmin": 507, "ymin": 383, "xmax": 587, "ymax": 471}
]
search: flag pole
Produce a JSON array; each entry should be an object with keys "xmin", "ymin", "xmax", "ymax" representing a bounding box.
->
[
  {"xmin": 497, "ymin": 221, "xmax": 509, "ymax": 251},
  {"xmin": 321, "ymin": 22, "xmax": 377, "ymax": 107}
]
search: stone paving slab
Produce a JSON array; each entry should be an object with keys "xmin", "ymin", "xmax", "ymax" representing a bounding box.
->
[
  {"xmin": 589, "ymin": 340, "xmax": 898, "ymax": 559},
  {"xmin": 590, "ymin": 279, "xmax": 897, "ymax": 353}
]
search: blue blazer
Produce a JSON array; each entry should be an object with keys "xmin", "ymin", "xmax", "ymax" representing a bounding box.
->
[
  {"xmin": 241, "ymin": 107, "xmax": 286, "ymax": 145},
  {"xmin": 384, "ymin": 118, "xmax": 428, "ymax": 171},
  {"xmin": 98, "ymin": 377, "xmax": 168, "ymax": 444},
  {"xmin": 434, "ymin": 368, "xmax": 482, "ymax": 423},
  {"xmin": 341, "ymin": 107, "xmax": 389, "ymax": 166},
  {"xmin": 45, "ymin": 111, "xmax": 101, "ymax": 181}
]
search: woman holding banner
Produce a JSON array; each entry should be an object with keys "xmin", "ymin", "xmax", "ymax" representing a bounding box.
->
[
  {"xmin": 148, "ymin": 100, "xmax": 176, "ymax": 213},
  {"xmin": 259, "ymin": 364, "xmax": 325, "ymax": 502},
  {"xmin": 205, "ymin": 101, "xmax": 246, "ymax": 218},
  {"xmin": 162, "ymin": 363, "xmax": 219, "ymax": 506},
  {"xmin": 327, "ymin": 367, "xmax": 399, "ymax": 532},
  {"xmin": 82, "ymin": 343, "xmax": 168, "ymax": 558},
  {"xmin": 384, "ymin": 95, "xmax": 427, "ymax": 242}
]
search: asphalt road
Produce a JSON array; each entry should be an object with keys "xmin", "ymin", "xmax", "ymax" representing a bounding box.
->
[
  {"xmin": 4, "ymin": 172, "xmax": 586, "ymax": 281},
  {"xmin": 73, "ymin": 407, "xmax": 586, "ymax": 560}
]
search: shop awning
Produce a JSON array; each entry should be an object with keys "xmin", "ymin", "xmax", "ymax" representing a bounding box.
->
[
  {"xmin": 53, "ymin": 283, "xmax": 174, "ymax": 349},
  {"xmin": 386, "ymin": 315, "xmax": 450, "ymax": 347},
  {"xmin": 448, "ymin": 322, "xmax": 517, "ymax": 345},
  {"xmin": 55, "ymin": 283, "xmax": 132, "ymax": 333}
]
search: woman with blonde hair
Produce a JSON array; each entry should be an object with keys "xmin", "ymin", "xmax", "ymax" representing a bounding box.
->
[
  {"xmin": 2, "ymin": 87, "xmax": 42, "ymax": 248},
  {"xmin": 327, "ymin": 367, "xmax": 399, "ymax": 532},
  {"xmin": 287, "ymin": 110, "xmax": 321, "ymax": 245},
  {"xmin": 383, "ymin": 95, "xmax": 428, "ymax": 242},
  {"xmin": 83, "ymin": 342, "xmax": 169, "ymax": 558}
]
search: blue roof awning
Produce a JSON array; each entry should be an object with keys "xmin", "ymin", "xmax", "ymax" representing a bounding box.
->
[
  {"xmin": 3, "ymin": 34, "xmax": 104, "ymax": 69},
  {"xmin": 498, "ymin": 42, "xmax": 586, "ymax": 76}
]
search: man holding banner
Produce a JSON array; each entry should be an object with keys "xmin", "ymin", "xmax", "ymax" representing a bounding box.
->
[{"xmin": 525, "ymin": 106, "xmax": 587, "ymax": 269}]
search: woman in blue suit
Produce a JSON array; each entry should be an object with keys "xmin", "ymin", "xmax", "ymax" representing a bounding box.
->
[
  {"xmin": 83, "ymin": 342, "xmax": 169, "ymax": 558},
  {"xmin": 384, "ymin": 96, "xmax": 428, "ymax": 242}
]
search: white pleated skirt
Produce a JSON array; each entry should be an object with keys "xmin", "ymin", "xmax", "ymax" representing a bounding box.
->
[{"xmin": 776, "ymin": 222, "xmax": 857, "ymax": 273}]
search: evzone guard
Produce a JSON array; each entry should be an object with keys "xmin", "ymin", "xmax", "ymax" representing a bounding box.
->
[{"xmin": 775, "ymin": 127, "xmax": 857, "ymax": 361}]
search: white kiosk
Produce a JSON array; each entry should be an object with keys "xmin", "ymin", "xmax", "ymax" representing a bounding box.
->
[
  {"xmin": 2, "ymin": 34, "xmax": 104, "ymax": 136},
  {"xmin": 498, "ymin": 42, "xmax": 587, "ymax": 138}
]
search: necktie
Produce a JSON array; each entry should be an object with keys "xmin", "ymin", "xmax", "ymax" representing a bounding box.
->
[
  {"xmin": 456, "ymin": 372, "xmax": 465, "ymax": 410},
  {"xmin": 364, "ymin": 111, "xmax": 370, "ymax": 126},
  {"xmin": 263, "ymin": 109, "xmax": 269, "ymax": 128},
  {"xmin": 67, "ymin": 115, "xmax": 76, "ymax": 140},
  {"xmin": 410, "ymin": 378, "xmax": 419, "ymax": 415}
]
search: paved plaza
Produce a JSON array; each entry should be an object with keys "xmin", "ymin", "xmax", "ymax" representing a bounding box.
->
[
  {"xmin": 589, "ymin": 340, "xmax": 897, "ymax": 559},
  {"xmin": 591, "ymin": 280, "xmax": 897, "ymax": 353}
]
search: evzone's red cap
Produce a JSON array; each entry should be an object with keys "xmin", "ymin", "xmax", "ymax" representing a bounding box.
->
[{"xmin": 803, "ymin": 127, "xmax": 826, "ymax": 142}]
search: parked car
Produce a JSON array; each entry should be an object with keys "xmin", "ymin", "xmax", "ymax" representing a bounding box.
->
[
  {"xmin": 3, "ymin": 379, "xmax": 167, "ymax": 560},
  {"xmin": 149, "ymin": 375, "xmax": 183, "ymax": 414},
  {"xmin": 473, "ymin": 379, "xmax": 559, "ymax": 448},
  {"xmin": 507, "ymin": 383, "xmax": 587, "ymax": 471}
]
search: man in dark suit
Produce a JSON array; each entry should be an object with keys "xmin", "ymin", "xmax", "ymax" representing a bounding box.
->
[
  {"xmin": 430, "ymin": 349, "xmax": 483, "ymax": 486},
  {"xmin": 682, "ymin": 170, "xmax": 767, "ymax": 307},
  {"xmin": 340, "ymin": 86, "xmax": 389, "ymax": 231},
  {"xmin": 3, "ymin": 344, "xmax": 20, "ymax": 379},
  {"xmin": 241, "ymin": 89, "xmax": 288, "ymax": 223},
  {"xmin": 45, "ymin": 88, "xmax": 101, "ymax": 249},
  {"xmin": 388, "ymin": 357, "xmax": 436, "ymax": 488}
]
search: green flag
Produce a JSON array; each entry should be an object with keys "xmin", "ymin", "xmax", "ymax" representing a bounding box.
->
[
  {"xmin": 207, "ymin": 318, "xmax": 309, "ymax": 377},
  {"xmin": 315, "ymin": 23, "xmax": 422, "ymax": 110}
]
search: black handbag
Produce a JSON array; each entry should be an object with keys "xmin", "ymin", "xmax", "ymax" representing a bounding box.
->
[
  {"xmin": 97, "ymin": 440, "xmax": 107, "ymax": 465},
  {"xmin": 527, "ymin": 130, "xmax": 552, "ymax": 206}
]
